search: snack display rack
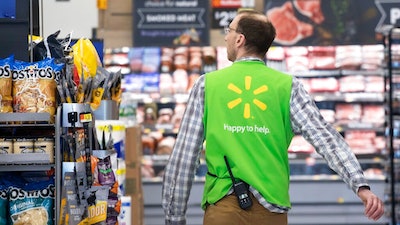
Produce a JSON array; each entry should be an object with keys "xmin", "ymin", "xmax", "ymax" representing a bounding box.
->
[
  {"xmin": 55, "ymin": 103, "xmax": 95, "ymax": 224},
  {"xmin": 0, "ymin": 108, "xmax": 89, "ymax": 224}
]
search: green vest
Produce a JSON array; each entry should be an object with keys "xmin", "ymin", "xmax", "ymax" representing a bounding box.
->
[{"xmin": 202, "ymin": 60, "xmax": 294, "ymax": 209}]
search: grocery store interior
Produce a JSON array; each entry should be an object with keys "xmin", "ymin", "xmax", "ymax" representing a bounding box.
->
[{"xmin": 0, "ymin": 0, "xmax": 400, "ymax": 224}]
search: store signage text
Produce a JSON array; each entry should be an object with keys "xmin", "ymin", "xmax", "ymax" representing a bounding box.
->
[
  {"xmin": 212, "ymin": 8, "xmax": 238, "ymax": 28},
  {"xmin": 137, "ymin": 8, "xmax": 205, "ymax": 29},
  {"xmin": 391, "ymin": 8, "xmax": 400, "ymax": 24},
  {"xmin": 212, "ymin": 0, "xmax": 254, "ymax": 8},
  {"xmin": 376, "ymin": 0, "xmax": 400, "ymax": 31},
  {"xmin": 144, "ymin": 0, "xmax": 198, "ymax": 7},
  {"xmin": 133, "ymin": 0, "xmax": 209, "ymax": 46}
]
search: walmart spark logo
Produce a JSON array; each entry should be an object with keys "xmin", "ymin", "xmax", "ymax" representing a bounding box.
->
[{"xmin": 227, "ymin": 76, "xmax": 268, "ymax": 119}]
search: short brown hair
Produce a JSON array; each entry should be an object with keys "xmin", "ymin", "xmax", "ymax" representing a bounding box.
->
[{"xmin": 236, "ymin": 10, "xmax": 276, "ymax": 56}]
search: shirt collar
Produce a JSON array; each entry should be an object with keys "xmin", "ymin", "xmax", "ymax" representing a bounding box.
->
[{"xmin": 234, "ymin": 56, "xmax": 265, "ymax": 63}]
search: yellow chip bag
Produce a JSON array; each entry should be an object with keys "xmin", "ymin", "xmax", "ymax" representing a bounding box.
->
[{"xmin": 72, "ymin": 38, "xmax": 102, "ymax": 80}]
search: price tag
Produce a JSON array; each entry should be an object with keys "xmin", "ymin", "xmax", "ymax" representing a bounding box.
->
[
  {"xmin": 80, "ymin": 113, "xmax": 92, "ymax": 123},
  {"xmin": 212, "ymin": 8, "xmax": 238, "ymax": 29}
]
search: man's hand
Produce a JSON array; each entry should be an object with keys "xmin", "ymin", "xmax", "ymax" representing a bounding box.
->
[{"xmin": 357, "ymin": 187, "xmax": 385, "ymax": 221}]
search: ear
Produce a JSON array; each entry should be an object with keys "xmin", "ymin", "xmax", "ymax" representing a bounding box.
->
[{"xmin": 236, "ymin": 33, "xmax": 245, "ymax": 47}]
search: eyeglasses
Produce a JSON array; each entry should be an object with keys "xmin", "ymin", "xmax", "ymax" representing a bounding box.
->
[{"xmin": 224, "ymin": 26, "xmax": 238, "ymax": 34}]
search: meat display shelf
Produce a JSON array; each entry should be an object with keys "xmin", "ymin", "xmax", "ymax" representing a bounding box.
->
[
  {"xmin": 126, "ymin": 92, "xmax": 190, "ymax": 104},
  {"xmin": 341, "ymin": 69, "xmax": 386, "ymax": 76},
  {"xmin": 335, "ymin": 122, "xmax": 385, "ymax": 131},
  {"xmin": 291, "ymin": 69, "xmax": 341, "ymax": 77},
  {"xmin": 291, "ymin": 69, "xmax": 385, "ymax": 78},
  {"xmin": 311, "ymin": 92, "xmax": 384, "ymax": 103}
]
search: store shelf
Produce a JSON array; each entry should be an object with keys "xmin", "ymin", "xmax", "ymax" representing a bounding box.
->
[
  {"xmin": 0, "ymin": 112, "xmax": 52, "ymax": 123},
  {"xmin": 0, "ymin": 163, "xmax": 53, "ymax": 172},
  {"xmin": 311, "ymin": 92, "xmax": 384, "ymax": 103},
  {"xmin": 0, "ymin": 153, "xmax": 53, "ymax": 164},
  {"xmin": 291, "ymin": 70, "xmax": 341, "ymax": 77}
]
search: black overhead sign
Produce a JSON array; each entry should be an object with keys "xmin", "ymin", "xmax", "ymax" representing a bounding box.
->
[{"xmin": 133, "ymin": 0, "xmax": 209, "ymax": 47}]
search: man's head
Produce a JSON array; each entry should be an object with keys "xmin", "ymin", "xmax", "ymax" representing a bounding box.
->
[{"xmin": 224, "ymin": 9, "xmax": 276, "ymax": 61}]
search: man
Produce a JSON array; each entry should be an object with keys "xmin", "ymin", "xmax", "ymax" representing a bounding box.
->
[{"xmin": 162, "ymin": 9, "xmax": 385, "ymax": 225}]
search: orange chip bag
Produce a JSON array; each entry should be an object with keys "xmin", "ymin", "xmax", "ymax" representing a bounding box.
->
[
  {"xmin": 0, "ymin": 55, "xmax": 14, "ymax": 113},
  {"xmin": 12, "ymin": 58, "xmax": 59, "ymax": 122}
]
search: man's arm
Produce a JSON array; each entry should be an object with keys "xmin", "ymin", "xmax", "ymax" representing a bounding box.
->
[
  {"xmin": 161, "ymin": 76, "xmax": 205, "ymax": 225},
  {"xmin": 289, "ymin": 77, "xmax": 384, "ymax": 220}
]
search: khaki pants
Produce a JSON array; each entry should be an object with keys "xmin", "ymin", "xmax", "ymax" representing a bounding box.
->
[{"xmin": 203, "ymin": 193, "xmax": 288, "ymax": 225}]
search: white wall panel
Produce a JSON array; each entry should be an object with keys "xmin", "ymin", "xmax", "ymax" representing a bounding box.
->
[{"xmin": 40, "ymin": 0, "xmax": 98, "ymax": 39}]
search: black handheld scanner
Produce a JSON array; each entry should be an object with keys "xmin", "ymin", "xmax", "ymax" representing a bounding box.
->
[{"xmin": 224, "ymin": 156, "xmax": 252, "ymax": 210}]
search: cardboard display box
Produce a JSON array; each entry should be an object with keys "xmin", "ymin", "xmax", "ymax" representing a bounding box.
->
[
  {"xmin": 124, "ymin": 125, "xmax": 144, "ymax": 225},
  {"xmin": 96, "ymin": 28, "xmax": 132, "ymax": 49},
  {"xmin": 98, "ymin": 0, "xmax": 133, "ymax": 30}
]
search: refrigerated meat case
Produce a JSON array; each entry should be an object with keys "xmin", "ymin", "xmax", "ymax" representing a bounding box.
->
[
  {"xmin": 383, "ymin": 26, "xmax": 400, "ymax": 225},
  {"xmin": 105, "ymin": 45, "xmax": 388, "ymax": 224},
  {"xmin": 140, "ymin": 75, "xmax": 388, "ymax": 224},
  {"xmin": 141, "ymin": 68, "xmax": 388, "ymax": 224}
]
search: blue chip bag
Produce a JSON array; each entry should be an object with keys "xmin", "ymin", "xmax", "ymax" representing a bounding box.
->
[
  {"xmin": 0, "ymin": 184, "xmax": 7, "ymax": 225},
  {"xmin": 9, "ymin": 178, "xmax": 55, "ymax": 225}
]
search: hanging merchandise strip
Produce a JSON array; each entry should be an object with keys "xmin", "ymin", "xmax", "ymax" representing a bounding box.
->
[
  {"xmin": 80, "ymin": 111, "xmax": 93, "ymax": 187},
  {"xmin": 67, "ymin": 111, "xmax": 82, "ymax": 205},
  {"xmin": 66, "ymin": 110, "xmax": 93, "ymax": 223}
]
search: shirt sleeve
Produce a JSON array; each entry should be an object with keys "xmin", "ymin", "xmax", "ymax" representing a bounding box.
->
[
  {"xmin": 161, "ymin": 75, "xmax": 205, "ymax": 225},
  {"xmin": 289, "ymin": 77, "xmax": 369, "ymax": 193}
]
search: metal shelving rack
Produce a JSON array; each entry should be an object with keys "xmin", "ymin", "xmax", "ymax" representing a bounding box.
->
[
  {"xmin": 0, "ymin": 112, "xmax": 56, "ymax": 170},
  {"xmin": 0, "ymin": 107, "xmax": 92, "ymax": 224},
  {"xmin": 0, "ymin": 112, "xmax": 57, "ymax": 223}
]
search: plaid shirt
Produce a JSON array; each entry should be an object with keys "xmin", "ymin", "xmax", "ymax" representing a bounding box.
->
[{"xmin": 162, "ymin": 64, "xmax": 369, "ymax": 225}]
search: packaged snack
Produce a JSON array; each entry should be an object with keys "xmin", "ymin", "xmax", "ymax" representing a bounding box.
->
[
  {"xmin": 0, "ymin": 55, "xmax": 14, "ymax": 112},
  {"xmin": 9, "ymin": 178, "xmax": 55, "ymax": 225},
  {"xmin": 72, "ymin": 38, "xmax": 102, "ymax": 80},
  {"xmin": 85, "ymin": 185, "xmax": 110, "ymax": 225},
  {"xmin": 12, "ymin": 58, "xmax": 58, "ymax": 122},
  {"xmin": 0, "ymin": 184, "xmax": 7, "ymax": 225}
]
